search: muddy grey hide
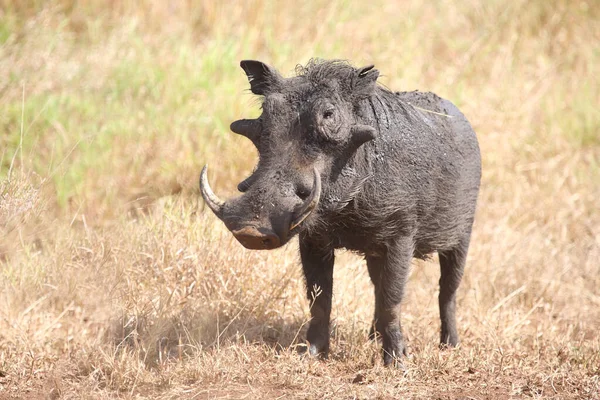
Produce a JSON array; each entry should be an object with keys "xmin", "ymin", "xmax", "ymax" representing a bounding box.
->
[{"xmin": 200, "ymin": 59, "xmax": 481, "ymax": 366}]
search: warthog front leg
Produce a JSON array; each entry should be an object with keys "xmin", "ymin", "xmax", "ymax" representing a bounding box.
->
[{"xmin": 300, "ymin": 236, "xmax": 334, "ymax": 357}]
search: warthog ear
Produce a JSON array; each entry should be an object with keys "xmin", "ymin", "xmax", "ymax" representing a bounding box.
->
[
  {"xmin": 240, "ymin": 60, "xmax": 283, "ymax": 95},
  {"xmin": 353, "ymin": 65, "xmax": 379, "ymax": 99}
]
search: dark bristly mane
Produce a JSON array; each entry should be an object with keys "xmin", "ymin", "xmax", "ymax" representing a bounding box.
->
[
  {"xmin": 296, "ymin": 59, "xmax": 355, "ymax": 83},
  {"xmin": 295, "ymin": 59, "xmax": 369, "ymax": 94}
]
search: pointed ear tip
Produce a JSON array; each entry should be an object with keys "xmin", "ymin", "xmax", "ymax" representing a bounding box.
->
[
  {"xmin": 240, "ymin": 60, "xmax": 267, "ymax": 68},
  {"xmin": 240, "ymin": 60, "xmax": 260, "ymax": 72},
  {"xmin": 358, "ymin": 65, "xmax": 379, "ymax": 79},
  {"xmin": 358, "ymin": 64, "xmax": 376, "ymax": 72}
]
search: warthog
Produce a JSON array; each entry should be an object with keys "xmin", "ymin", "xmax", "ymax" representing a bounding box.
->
[{"xmin": 200, "ymin": 59, "xmax": 481, "ymax": 366}]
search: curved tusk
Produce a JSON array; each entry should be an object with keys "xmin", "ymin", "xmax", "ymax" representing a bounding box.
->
[
  {"xmin": 199, "ymin": 165, "xmax": 225, "ymax": 218},
  {"xmin": 290, "ymin": 167, "xmax": 321, "ymax": 231}
]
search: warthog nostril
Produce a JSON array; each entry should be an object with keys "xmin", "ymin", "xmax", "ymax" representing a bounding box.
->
[{"xmin": 232, "ymin": 226, "xmax": 281, "ymax": 250}]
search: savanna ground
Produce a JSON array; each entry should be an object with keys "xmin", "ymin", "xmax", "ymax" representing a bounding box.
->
[{"xmin": 0, "ymin": 1, "xmax": 599, "ymax": 398}]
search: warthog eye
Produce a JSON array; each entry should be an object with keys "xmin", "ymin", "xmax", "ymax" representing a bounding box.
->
[{"xmin": 312, "ymin": 101, "xmax": 343, "ymax": 142}]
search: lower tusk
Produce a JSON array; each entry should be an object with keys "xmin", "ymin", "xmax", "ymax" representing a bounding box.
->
[{"xmin": 290, "ymin": 212, "xmax": 311, "ymax": 231}]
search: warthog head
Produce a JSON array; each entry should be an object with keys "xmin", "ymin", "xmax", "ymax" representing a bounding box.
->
[{"xmin": 200, "ymin": 60, "xmax": 379, "ymax": 249}]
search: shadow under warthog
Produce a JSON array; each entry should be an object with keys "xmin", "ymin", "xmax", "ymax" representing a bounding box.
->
[{"xmin": 106, "ymin": 308, "xmax": 347, "ymax": 367}]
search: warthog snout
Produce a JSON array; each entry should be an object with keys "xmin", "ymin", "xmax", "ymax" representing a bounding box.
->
[{"xmin": 231, "ymin": 226, "xmax": 281, "ymax": 250}]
